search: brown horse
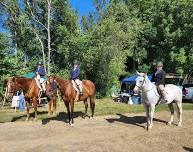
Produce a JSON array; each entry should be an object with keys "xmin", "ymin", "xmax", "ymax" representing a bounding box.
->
[
  {"xmin": 6, "ymin": 76, "xmax": 55, "ymax": 120},
  {"xmin": 48, "ymin": 76, "xmax": 96, "ymax": 125}
]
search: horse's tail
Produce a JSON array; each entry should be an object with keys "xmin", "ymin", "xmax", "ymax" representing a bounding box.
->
[{"xmin": 177, "ymin": 86, "xmax": 183, "ymax": 103}]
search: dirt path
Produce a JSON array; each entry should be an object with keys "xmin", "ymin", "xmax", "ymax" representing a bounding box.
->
[{"xmin": 0, "ymin": 111, "xmax": 193, "ymax": 152}]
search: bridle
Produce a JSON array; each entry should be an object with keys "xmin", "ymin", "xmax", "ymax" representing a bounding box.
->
[
  {"xmin": 135, "ymin": 76, "xmax": 146, "ymax": 89},
  {"xmin": 7, "ymin": 80, "xmax": 16, "ymax": 94},
  {"xmin": 135, "ymin": 76, "xmax": 155, "ymax": 93}
]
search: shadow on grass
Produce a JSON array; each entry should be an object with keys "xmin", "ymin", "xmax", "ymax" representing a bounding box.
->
[
  {"xmin": 11, "ymin": 110, "xmax": 85, "ymax": 125},
  {"xmin": 41, "ymin": 111, "xmax": 84, "ymax": 125},
  {"xmin": 183, "ymin": 146, "xmax": 193, "ymax": 152},
  {"xmin": 106, "ymin": 114, "xmax": 168, "ymax": 128},
  {"xmin": 11, "ymin": 111, "xmax": 48, "ymax": 122}
]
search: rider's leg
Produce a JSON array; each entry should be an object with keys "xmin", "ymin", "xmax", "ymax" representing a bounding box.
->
[
  {"xmin": 158, "ymin": 84, "xmax": 168, "ymax": 103},
  {"xmin": 72, "ymin": 80, "xmax": 79, "ymax": 101},
  {"xmin": 75, "ymin": 79, "xmax": 83, "ymax": 95},
  {"xmin": 40, "ymin": 78, "xmax": 46, "ymax": 92},
  {"xmin": 35, "ymin": 77, "xmax": 42, "ymax": 91}
]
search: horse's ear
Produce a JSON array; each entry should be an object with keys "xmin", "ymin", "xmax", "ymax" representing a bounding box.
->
[
  {"xmin": 12, "ymin": 77, "xmax": 15, "ymax": 82},
  {"xmin": 144, "ymin": 73, "xmax": 147, "ymax": 76},
  {"xmin": 136, "ymin": 70, "xmax": 140, "ymax": 76}
]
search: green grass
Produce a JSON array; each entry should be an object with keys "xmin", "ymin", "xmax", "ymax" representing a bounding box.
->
[{"xmin": 0, "ymin": 98, "xmax": 192, "ymax": 123}]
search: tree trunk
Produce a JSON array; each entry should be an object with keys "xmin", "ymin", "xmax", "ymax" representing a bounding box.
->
[
  {"xmin": 47, "ymin": 0, "xmax": 51, "ymax": 75},
  {"xmin": 33, "ymin": 30, "xmax": 46, "ymax": 73}
]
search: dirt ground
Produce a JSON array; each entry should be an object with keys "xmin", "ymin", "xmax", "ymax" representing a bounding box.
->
[{"xmin": 0, "ymin": 111, "xmax": 193, "ymax": 152}]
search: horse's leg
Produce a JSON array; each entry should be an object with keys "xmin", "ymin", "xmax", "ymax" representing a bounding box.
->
[
  {"xmin": 176, "ymin": 101, "xmax": 182, "ymax": 126},
  {"xmin": 48, "ymin": 98, "xmax": 52, "ymax": 115},
  {"xmin": 70, "ymin": 100, "xmax": 74, "ymax": 126},
  {"xmin": 53, "ymin": 97, "xmax": 57, "ymax": 115},
  {"xmin": 144, "ymin": 104, "xmax": 150, "ymax": 130},
  {"xmin": 90, "ymin": 96, "xmax": 95, "ymax": 118},
  {"xmin": 50, "ymin": 93, "xmax": 57, "ymax": 115},
  {"xmin": 25, "ymin": 99, "xmax": 30, "ymax": 121},
  {"xmin": 149, "ymin": 104, "xmax": 155, "ymax": 129},
  {"xmin": 33, "ymin": 97, "xmax": 38, "ymax": 121},
  {"xmin": 64, "ymin": 101, "xmax": 71, "ymax": 125},
  {"xmin": 83, "ymin": 98, "xmax": 88, "ymax": 119},
  {"xmin": 167, "ymin": 103, "xmax": 174, "ymax": 125}
]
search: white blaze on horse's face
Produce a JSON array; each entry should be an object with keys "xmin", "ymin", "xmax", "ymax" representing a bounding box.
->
[{"xmin": 6, "ymin": 78, "xmax": 14, "ymax": 99}]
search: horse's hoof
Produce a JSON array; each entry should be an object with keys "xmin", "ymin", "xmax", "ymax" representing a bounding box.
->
[
  {"xmin": 48, "ymin": 112, "xmax": 52, "ymax": 116},
  {"xmin": 89, "ymin": 117, "xmax": 93, "ymax": 120},
  {"xmin": 70, "ymin": 123, "xmax": 74, "ymax": 127},
  {"xmin": 25, "ymin": 118, "xmax": 29, "ymax": 122},
  {"xmin": 177, "ymin": 122, "xmax": 182, "ymax": 127},
  {"xmin": 167, "ymin": 121, "xmax": 172, "ymax": 125},
  {"xmin": 33, "ymin": 118, "xmax": 38, "ymax": 121}
]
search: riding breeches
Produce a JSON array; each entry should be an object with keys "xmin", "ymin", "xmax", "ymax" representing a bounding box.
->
[{"xmin": 72, "ymin": 79, "xmax": 82, "ymax": 93}]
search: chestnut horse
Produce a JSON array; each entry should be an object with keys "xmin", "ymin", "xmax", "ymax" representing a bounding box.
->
[
  {"xmin": 48, "ymin": 76, "xmax": 96, "ymax": 125},
  {"xmin": 6, "ymin": 76, "xmax": 55, "ymax": 120}
]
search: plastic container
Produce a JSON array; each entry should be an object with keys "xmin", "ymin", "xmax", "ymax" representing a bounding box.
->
[{"xmin": 131, "ymin": 95, "xmax": 141, "ymax": 104}]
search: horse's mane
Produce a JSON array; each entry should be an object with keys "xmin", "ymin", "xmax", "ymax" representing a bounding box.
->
[
  {"xmin": 54, "ymin": 76, "xmax": 69, "ymax": 83},
  {"xmin": 13, "ymin": 76, "xmax": 34, "ymax": 83}
]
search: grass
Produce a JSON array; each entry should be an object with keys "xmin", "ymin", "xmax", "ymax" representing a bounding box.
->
[{"xmin": 0, "ymin": 98, "xmax": 192, "ymax": 123}]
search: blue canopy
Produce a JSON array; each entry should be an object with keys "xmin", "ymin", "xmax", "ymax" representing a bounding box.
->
[{"xmin": 121, "ymin": 75, "xmax": 152, "ymax": 84}]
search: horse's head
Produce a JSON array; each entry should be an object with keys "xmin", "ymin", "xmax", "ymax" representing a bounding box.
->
[
  {"xmin": 48, "ymin": 75, "xmax": 55, "ymax": 85},
  {"xmin": 133, "ymin": 71, "xmax": 148, "ymax": 93},
  {"xmin": 6, "ymin": 77, "xmax": 16, "ymax": 100}
]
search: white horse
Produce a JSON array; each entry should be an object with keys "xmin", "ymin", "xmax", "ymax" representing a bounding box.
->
[{"xmin": 133, "ymin": 71, "xmax": 182, "ymax": 130}]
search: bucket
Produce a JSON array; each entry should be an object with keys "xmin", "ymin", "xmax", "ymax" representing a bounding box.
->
[{"xmin": 131, "ymin": 95, "xmax": 141, "ymax": 104}]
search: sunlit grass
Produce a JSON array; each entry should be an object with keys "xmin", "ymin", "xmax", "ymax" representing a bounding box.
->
[{"xmin": 0, "ymin": 98, "xmax": 192, "ymax": 123}]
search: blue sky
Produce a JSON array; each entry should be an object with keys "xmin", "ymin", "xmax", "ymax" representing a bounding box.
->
[
  {"xmin": 0, "ymin": 0, "xmax": 94, "ymax": 32},
  {"xmin": 70, "ymin": 0, "xmax": 95, "ymax": 16}
]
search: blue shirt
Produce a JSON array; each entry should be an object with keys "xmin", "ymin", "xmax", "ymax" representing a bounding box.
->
[
  {"xmin": 36, "ymin": 66, "xmax": 46, "ymax": 76},
  {"xmin": 70, "ymin": 67, "xmax": 80, "ymax": 80}
]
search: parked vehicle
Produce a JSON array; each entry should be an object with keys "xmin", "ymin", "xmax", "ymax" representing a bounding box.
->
[{"xmin": 182, "ymin": 84, "xmax": 193, "ymax": 102}]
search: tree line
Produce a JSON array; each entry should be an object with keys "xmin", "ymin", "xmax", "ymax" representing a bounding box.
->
[{"xmin": 0, "ymin": 0, "xmax": 193, "ymax": 97}]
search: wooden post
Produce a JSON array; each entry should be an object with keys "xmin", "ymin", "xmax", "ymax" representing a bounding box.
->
[{"xmin": 2, "ymin": 87, "xmax": 7, "ymax": 106}]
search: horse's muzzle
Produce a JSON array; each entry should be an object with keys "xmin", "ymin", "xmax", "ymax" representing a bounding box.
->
[{"xmin": 133, "ymin": 86, "xmax": 139, "ymax": 94}]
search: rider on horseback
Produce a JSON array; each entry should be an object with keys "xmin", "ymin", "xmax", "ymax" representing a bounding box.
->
[
  {"xmin": 151, "ymin": 61, "xmax": 168, "ymax": 103},
  {"xmin": 70, "ymin": 60, "xmax": 83, "ymax": 100},
  {"xmin": 35, "ymin": 61, "xmax": 46, "ymax": 93}
]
